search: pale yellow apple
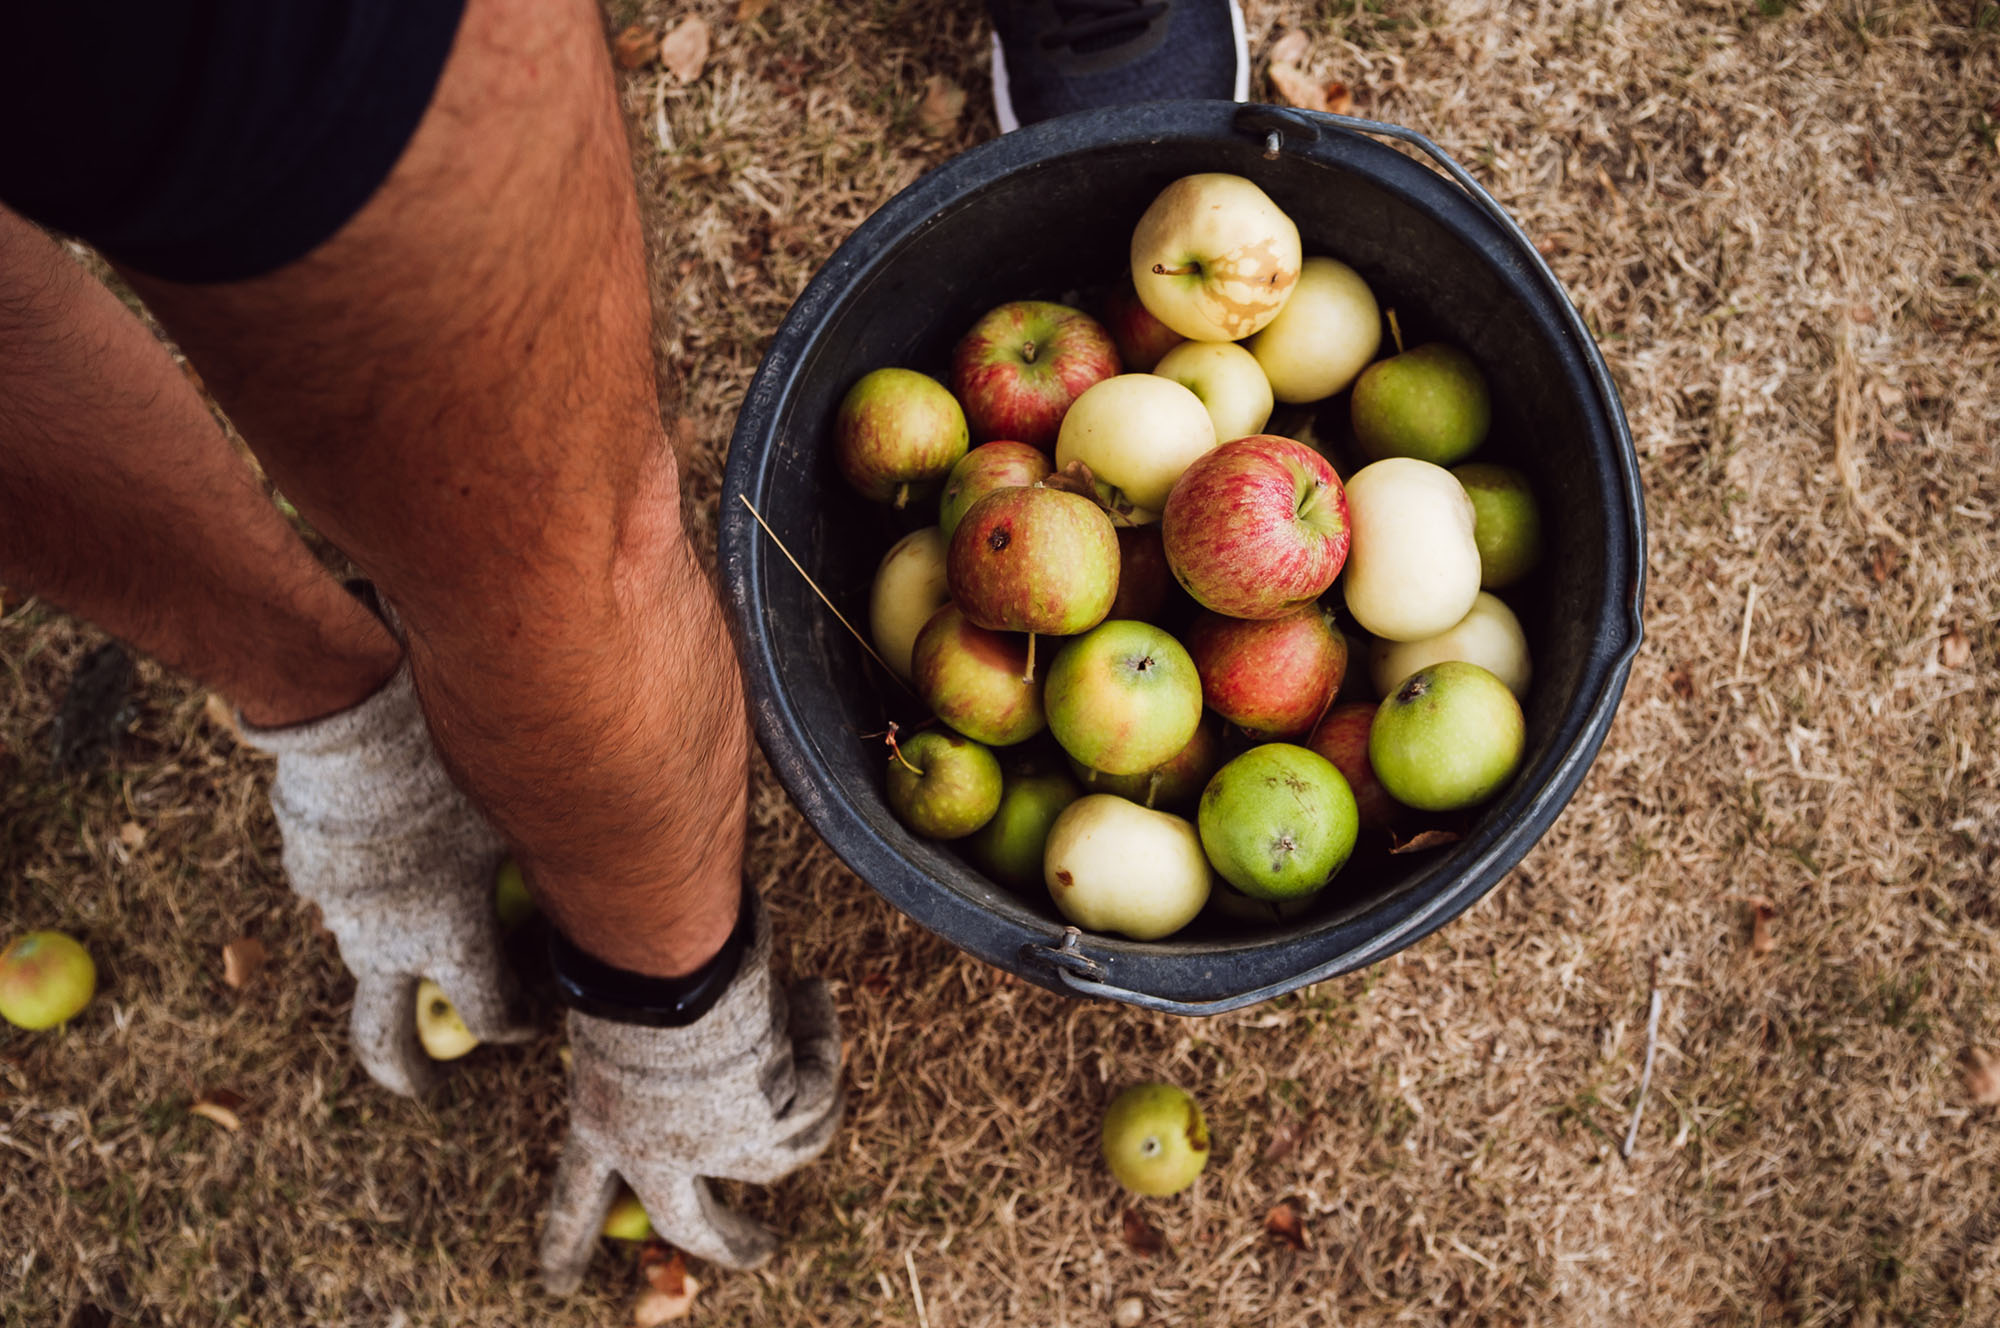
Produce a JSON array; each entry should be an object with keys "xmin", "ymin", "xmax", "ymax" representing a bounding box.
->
[
  {"xmin": 1341, "ymin": 457, "xmax": 1482, "ymax": 642},
  {"xmin": 868, "ymin": 526, "xmax": 949, "ymax": 681},
  {"xmin": 1044, "ymin": 794, "xmax": 1210, "ymax": 941},
  {"xmin": 1370, "ymin": 591, "xmax": 1532, "ymax": 700},
  {"xmin": 1130, "ymin": 174, "xmax": 1302, "ymax": 342},
  {"xmin": 1247, "ymin": 256, "xmax": 1382, "ymax": 404},
  {"xmin": 1055, "ymin": 374, "xmax": 1216, "ymax": 516},
  {"xmin": 414, "ymin": 978, "xmax": 479, "ymax": 1061},
  {"xmin": 1151, "ymin": 340, "xmax": 1274, "ymax": 445}
]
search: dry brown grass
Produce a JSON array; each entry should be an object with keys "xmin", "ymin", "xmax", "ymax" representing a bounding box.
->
[{"xmin": 5, "ymin": 0, "xmax": 1999, "ymax": 1324}]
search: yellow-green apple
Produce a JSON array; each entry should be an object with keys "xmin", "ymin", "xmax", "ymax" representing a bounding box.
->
[
  {"xmin": 602, "ymin": 1191, "xmax": 653, "ymax": 1242},
  {"xmin": 1044, "ymin": 795, "xmax": 1210, "ymax": 940},
  {"xmin": 1341, "ymin": 457, "xmax": 1481, "ymax": 641},
  {"xmin": 415, "ymin": 978, "xmax": 478, "ymax": 1060},
  {"xmin": 947, "ymin": 486, "xmax": 1119, "ymax": 679},
  {"xmin": 1100, "ymin": 1082, "xmax": 1210, "ymax": 1196},
  {"xmin": 1055, "ymin": 374, "xmax": 1216, "ymax": 519},
  {"xmin": 1370, "ymin": 591, "xmax": 1531, "ymax": 701},
  {"xmin": 1106, "ymin": 524, "xmax": 1182, "ymax": 624},
  {"xmin": 1305, "ymin": 702, "xmax": 1399, "ymax": 833},
  {"xmin": 950, "ymin": 301, "xmax": 1121, "ymax": 451},
  {"xmin": 1246, "ymin": 256, "xmax": 1381, "ymax": 403},
  {"xmin": 1152, "ymin": 340, "xmax": 1274, "ymax": 445},
  {"xmin": 1185, "ymin": 605, "xmax": 1346, "ymax": 739},
  {"xmin": 1130, "ymin": 173, "xmax": 1302, "ymax": 341},
  {"xmin": 1197, "ymin": 744, "xmax": 1358, "ymax": 901},
  {"xmin": 1070, "ymin": 714, "xmax": 1222, "ymax": 814},
  {"xmin": 0, "ymin": 930, "xmax": 95, "ymax": 1030},
  {"xmin": 1452, "ymin": 462, "xmax": 1542, "ymax": 589},
  {"xmin": 1160, "ymin": 435, "xmax": 1349, "ymax": 620},
  {"xmin": 494, "ymin": 857, "xmax": 536, "ymax": 932},
  {"xmin": 869, "ymin": 527, "xmax": 950, "ymax": 682},
  {"xmin": 1045, "ymin": 621, "xmax": 1202, "ymax": 775},
  {"xmin": 939, "ymin": 441, "xmax": 1052, "ymax": 540},
  {"xmin": 833, "ymin": 367, "xmax": 969, "ymax": 508},
  {"xmin": 1351, "ymin": 342, "xmax": 1491, "ymax": 466},
  {"xmin": 886, "ymin": 729, "xmax": 1003, "ymax": 839},
  {"xmin": 1100, "ymin": 281, "xmax": 1186, "ymax": 372},
  {"xmin": 965, "ymin": 768, "xmax": 1082, "ymax": 890},
  {"xmin": 911, "ymin": 604, "xmax": 1046, "ymax": 746},
  {"xmin": 1369, "ymin": 661, "xmax": 1524, "ymax": 811}
]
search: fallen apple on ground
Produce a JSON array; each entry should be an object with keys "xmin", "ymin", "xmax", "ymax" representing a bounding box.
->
[
  {"xmin": 833, "ymin": 366, "xmax": 968, "ymax": 508},
  {"xmin": 1043, "ymin": 795, "xmax": 1210, "ymax": 940},
  {"xmin": 886, "ymin": 729, "xmax": 1002, "ymax": 839},
  {"xmin": 1101, "ymin": 1082, "xmax": 1210, "ymax": 1196},
  {"xmin": 1131, "ymin": 173, "xmax": 1302, "ymax": 342},
  {"xmin": 415, "ymin": 978, "xmax": 478, "ymax": 1060},
  {"xmin": 0, "ymin": 929, "xmax": 95, "ymax": 1030},
  {"xmin": 602, "ymin": 1191, "xmax": 653, "ymax": 1242},
  {"xmin": 1369, "ymin": 661, "xmax": 1525, "ymax": 811},
  {"xmin": 1161, "ymin": 434, "xmax": 1349, "ymax": 620}
]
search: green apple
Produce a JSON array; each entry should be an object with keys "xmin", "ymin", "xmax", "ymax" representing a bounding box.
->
[
  {"xmin": 1370, "ymin": 592, "xmax": 1531, "ymax": 701},
  {"xmin": 964, "ymin": 768, "xmax": 1082, "ymax": 890},
  {"xmin": 1453, "ymin": 462, "xmax": 1543, "ymax": 589},
  {"xmin": 886, "ymin": 729, "xmax": 1003, "ymax": 840},
  {"xmin": 494, "ymin": 857, "xmax": 536, "ymax": 932},
  {"xmin": 415, "ymin": 978, "xmax": 479, "ymax": 1060},
  {"xmin": 1054, "ymin": 374, "xmax": 1216, "ymax": 518},
  {"xmin": 1101, "ymin": 1082, "xmax": 1211, "ymax": 1196},
  {"xmin": 1043, "ymin": 795, "xmax": 1210, "ymax": 940},
  {"xmin": 1246, "ymin": 256, "xmax": 1381, "ymax": 404},
  {"xmin": 1197, "ymin": 744, "xmax": 1357, "ymax": 901},
  {"xmin": 833, "ymin": 367, "xmax": 969, "ymax": 508},
  {"xmin": 1151, "ymin": 340, "xmax": 1274, "ymax": 445},
  {"xmin": 1351, "ymin": 343, "xmax": 1490, "ymax": 466},
  {"xmin": 1130, "ymin": 173, "xmax": 1302, "ymax": 342},
  {"xmin": 1069, "ymin": 714, "xmax": 1223, "ymax": 814},
  {"xmin": 0, "ymin": 930, "xmax": 95, "ymax": 1030},
  {"xmin": 1045, "ymin": 621, "xmax": 1203, "ymax": 776},
  {"xmin": 602, "ymin": 1190, "xmax": 654, "ymax": 1242},
  {"xmin": 869, "ymin": 527, "xmax": 951, "ymax": 682},
  {"xmin": 1369, "ymin": 661, "xmax": 1525, "ymax": 812},
  {"xmin": 1341, "ymin": 458, "xmax": 1482, "ymax": 641}
]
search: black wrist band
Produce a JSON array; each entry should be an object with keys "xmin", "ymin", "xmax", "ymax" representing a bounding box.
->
[{"xmin": 547, "ymin": 881, "xmax": 755, "ymax": 1028}]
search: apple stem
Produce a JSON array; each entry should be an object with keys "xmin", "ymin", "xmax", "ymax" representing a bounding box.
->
[
  {"xmin": 892, "ymin": 482, "xmax": 910, "ymax": 511},
  {"xmin": 884, "ymin": 723, "xmax": 925, "ymax": 777},
  {"xmin": 1151, "ymin": 262, "xmax": 1200, "ymax": 277},
  {"xmin": 1387, "ymin": 307, "xmax": 1405, "ymax": 356},
  {"xmin": 1022, "ymin": 631, "xmax": 1037, "ymax": 685},
  {"xmin": 1021, "ymin": 340, "xmax": 1037, "ymax": 364},
  {"xmin": 1145, "ymin": 770, "xmax": 1162, "ymax": 809}
]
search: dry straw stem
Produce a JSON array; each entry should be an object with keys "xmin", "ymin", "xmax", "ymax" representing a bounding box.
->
[{"xmin": 4, "ymin": 1, "xmax": 1999, "ymax": 1325}]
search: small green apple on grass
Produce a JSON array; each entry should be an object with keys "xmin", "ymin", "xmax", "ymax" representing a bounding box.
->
[
  {"xmin": 1101, "ymin": 1082, "xmax": 1210, "ymax": 1196},
  {"xmin": 415, "ymin": 978, "xmax": 478, "ymax": 1060},
  {"xmin": 1198, "ymin": 744, "xmax": 1358, "ymax": 901},
  {"xmin": 602, "ymin": 1190, "xmax": 653, "ymax": 1242},
  {"xmin": 0, "ymin": 930, "xmax": 96, "ymax": 1030},
  {"xmin": 1369, "ymin": 661, "xmax": 1524, "ymax": 812},
  {"xmin": 886, "ymin": 729, "xmax": 1003, "ymax": 840}
]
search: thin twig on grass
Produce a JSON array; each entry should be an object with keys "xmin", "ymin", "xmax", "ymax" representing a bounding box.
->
[
  {"xmin": 904, "ymin": 1249, "xmax": 931, "ymax": 1328},
  {"xmin": 1622, "ymin": 954, "xmax": 1665, "ymax": 1160}
]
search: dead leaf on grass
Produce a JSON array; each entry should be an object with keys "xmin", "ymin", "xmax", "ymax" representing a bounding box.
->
[
  {"xmin": 1390, "ymin": 829, "xmax": 1461, "ymax": 855},
  {"xmin": 1941, "ymin": 626, "xmax": 1971, "ymax": 670},
  {"xmin": 1269, "ymin": 30, "xmax": 1309, "ymax": 66},
  {"xmin": 1963, "ymin": 1049, "xmax": 2000, "ymax": 1107},
  {"xmin": 190, "ymin": 1088, "xmax": 246, "ymax": 1133},
  {"xmin": 1870, "ymin": 542, "xmax": 1897, "ymax": 583},
  {"xmin": 222, "ymin": 937, "xmax": 267, "ymax": 990},
  {"xmin": 918, "ymin": 76, "xmax": 966, "ymax": 138},
  {"xmin": 1265, "ymin": 1200, "xmax": 1309, "ymax": 1250},
  {"xmin": 1120, "ymin": 1207, "xmax": 1166, "ymax": 1256},
  {"xmin": 1746, "ymin": 895, "xmax": 1777, "ymax": 957},
  {"xmin": 1269, "ymin": 60, "xmax": 1354, "ymax": 116},
  {"xmin": 659, "ymin": 18, "xmax": 710, "ymax": 83},
  {"xmin": 736, "ymin": 0, "xmax": 772, "ymax": 22},
  {"xmin": 613, "ymin": 22, "xmax": 657, "ymax": 69},
  {"xmin": 635, "ymin": 1244, "xmax": 700, "ymax": 1324},
  {"xmin": 1261, "ymin": 1113, "xmax": 1312, "ymax": 1163}
]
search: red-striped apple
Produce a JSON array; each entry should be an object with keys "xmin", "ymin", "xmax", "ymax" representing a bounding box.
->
[
  {"xmin": 950, "ymin": 301, "xmax": 1120, "ymax": 452},
  {"xmin": 1185, "ymin": 605, "xmax": 1346, "ymax": 738},
  {"xmin": 1161, "ymin": 435, "xmax": 1349, "ymax": 619},
  {"xmin": 911, "ymin": 604, "xmax": 1046, "ymax": 746},
  {"xmin": 833, "ymin": 367, "xmax": 968, "ymax": 508}
]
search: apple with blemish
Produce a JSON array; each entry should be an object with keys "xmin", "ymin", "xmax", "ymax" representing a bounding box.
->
[
  {"xmin": 950, "ymin": 301, "xmax": 1122, "ymax": 452},
  {"xmin": 1055, "ymin": 374, "xmax": 1217, "ymax": 520},
  {"xmin": 886, "ymin": 729, "xmax": 1003, "ymax": 839},
  {"xmin": 1043, "ymin": 795, "xmax": 1210, "ymax": 940},
  {"xmin": 1161, "ymin": 435, "xmax": 1349, "ymax": 620},
  {"xmin": 415, "ymin": 979, "xmax": 478, "ymax": 1060},
  {"xmin": 1369, "ymin": 661, "xmax": 1525, "ymax": 812},
  {"xmin": 1305, "ymin": 702, "xmax": 1399, "ymax": 832},
  {"xmin": 1101, "ymin": 1082, "xmax": 1211, "ymax": 1196},
  {"xmin": 911, "ymin": 604, "xmax": 1046, "ymax": 746},
  {"xmin": 1197, "ymin": 744, "xmax": 1358, "ymax": 901},
  {"xmin": 939, "ymin": 441, "xmax": 1052, "ymax": 540},
  {"xmin": 0, "ymin": 930, "xmax": 95, "ymax": 1030},
  {"xmin": 1152, "ymin": 339, "xmax": 1274, "ymax": 446},
  {"xmin": 1246, "ymin": 256, "xmax": 1381, "ymax": 404},
  {"xmin": 1186, "ymin": 605, "xmax": 1347, "ymax": 739},
  {"xmin": 1130, "ymin": 173, "xmax": 1302, "ymax": 342},
  {"xmin": 947, "ymin": 486, "xmax": 1119, "ymax": 679},
  {"xmin": 1045, "ymin": 621, "xmax": 1203, "ymax": 776},
  {"xmin": 868, "ymin": 527, "xmax": 951, "ymax": 682},
  {"xmin": 1100, "ymin": 281, "xmax": 1186, "ymax": 372},
  {"xmin": 833, "ymin": 367, "xmax": 968, "ymax": 508}
]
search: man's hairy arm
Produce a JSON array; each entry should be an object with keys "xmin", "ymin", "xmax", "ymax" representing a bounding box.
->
[{"xmin": 125, "ymin": 0, "xmax": 746, "ymax": 975}]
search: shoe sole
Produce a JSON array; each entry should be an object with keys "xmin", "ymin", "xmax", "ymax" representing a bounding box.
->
[{"xmin": 991, "ymin": 0, "xmax": 1251, "ymax": 135}]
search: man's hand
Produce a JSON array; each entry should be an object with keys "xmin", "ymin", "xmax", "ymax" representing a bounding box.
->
[{"xmin": 538, "ymin": 894, "xmax": 842, "ymax": 1289}]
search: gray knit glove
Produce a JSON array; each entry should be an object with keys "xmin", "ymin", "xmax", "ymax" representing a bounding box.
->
[
  {"xmin": 538, "ymin": 893, "xmax": 842, "ymax": 1290},
  {"xmin": 240, "ymin": 664, "xmax": 534, "ymax": 1097}
]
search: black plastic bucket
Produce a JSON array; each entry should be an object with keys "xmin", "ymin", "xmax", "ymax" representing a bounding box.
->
[{"xmin": 720, "ymin": 102, "xmax": 1645, "ymax": 1015}]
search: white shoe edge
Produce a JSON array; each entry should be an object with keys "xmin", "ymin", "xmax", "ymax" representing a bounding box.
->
[{"xmin": 990, "ymin": 0, "xmax": 1253, "ymax": 137}]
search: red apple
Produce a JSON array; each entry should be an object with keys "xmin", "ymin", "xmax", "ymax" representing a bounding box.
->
[
  {"xmin": 911, "ymin": 604, "xmax": 1046, "ymax": 747},
  {"xmin": 834, "ymin": 367, "xmax": 969, "ymax": 508},
  {"xmin": 1305, "ymin": 702, "xmax": 1399, "ymax": 832},
  {"xmin": 939, "ymin": 441, "xmax": 1053, "ymax": 540},
  {"xmin": 1161, "ymin": 435, "xmax": 1349, "ymax": 620},
  {"xmin": 1099, "ymin": 282, "xmax": 1186, "ymax": 373},
  {"xmin": 1185, "ymin": 606, "xmax": 1346, "ymax": 739},
  {"xmin": 947, "ymin": 487, "xmax": 1119, "ymax": 680},
  {"xmin": 951, "ymin": 301, "xmax": 1121, "ymax": 452}
]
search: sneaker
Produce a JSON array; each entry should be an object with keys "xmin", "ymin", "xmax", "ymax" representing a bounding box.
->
[{"xmin": 987, "ymin": 0, "xmax": 1250, "ymax": 133}]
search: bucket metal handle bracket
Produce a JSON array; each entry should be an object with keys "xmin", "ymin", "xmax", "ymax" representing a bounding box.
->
[
  {"xmin": 1025, "ymin": 927, "xmax": 1106, "ymax": 981},
  {"xmin": 1028, "ymin": 926, "xmax": 1330, "ymax": 1017}
]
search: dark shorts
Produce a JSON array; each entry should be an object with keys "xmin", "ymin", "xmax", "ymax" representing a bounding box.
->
[{"xmin": 0, "ymin": 0, "xmax": 465, "ymax": 283}]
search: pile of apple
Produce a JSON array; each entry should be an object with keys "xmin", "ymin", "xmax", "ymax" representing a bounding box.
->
[{"xmin": 843, "ymin": 172, "xmax": 1544, "ymax": 943}]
